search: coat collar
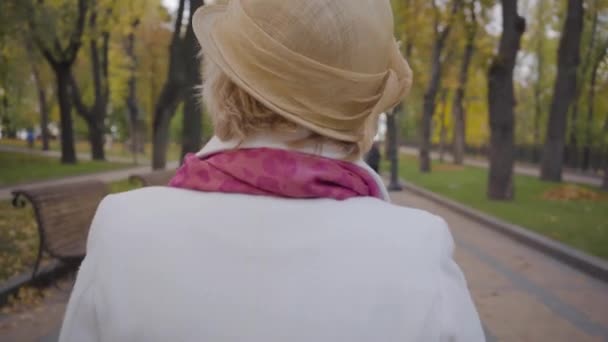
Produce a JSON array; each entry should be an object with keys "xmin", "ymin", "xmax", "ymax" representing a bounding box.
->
[{"xmin": 196, "ymin": 132, "xmax": 391, "ymax": 202}]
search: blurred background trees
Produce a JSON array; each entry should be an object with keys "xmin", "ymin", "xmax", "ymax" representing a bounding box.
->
[
  {"xmin": 390, "ymin": 0, "xmax": 607, "ymax": 197},
  {"xmin": 0, "ymin": 0, "xmax": 607, "ymax": 193}
]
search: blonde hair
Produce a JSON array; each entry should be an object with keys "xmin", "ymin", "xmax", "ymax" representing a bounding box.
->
[{"xmin": 202, "ymin": 59, "xmax": 373, "ymax": 159}]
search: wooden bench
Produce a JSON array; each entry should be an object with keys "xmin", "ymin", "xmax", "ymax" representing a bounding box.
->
[
  {"xmin": 129, "ymin": 169, "xmax": 175, "ymax": 187},
  {"xmin": 12, "ymin": 180, "xmax": 109, "ymax": 279}
]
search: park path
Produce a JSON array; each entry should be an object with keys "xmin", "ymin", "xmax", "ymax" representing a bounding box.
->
[
  {"xmin": 0, "ymin": 145, "xmax": 179, "ymax": 200},
  {"xmin": 1, "ymin": 189, "xmax": 607, "ymax": 341},
  {"xmin": 400, "ymin": 146, "xmax": 603, "ymax": 187},
  {"xmin": 391, "ymin": 190, "xmax": 608, "ymax": 341}
]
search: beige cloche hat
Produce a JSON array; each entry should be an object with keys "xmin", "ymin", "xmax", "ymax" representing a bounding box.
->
[{"xmin": 193, "ymin": 0, "xmax": 413, "ymax": 143}]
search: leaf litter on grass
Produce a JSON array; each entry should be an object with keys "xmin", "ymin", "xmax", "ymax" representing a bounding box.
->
[
  {"xmin": 542, "ymin": 184, "xmax": 607, "ymax": 201},
  {"xmin": 0, "ymin": 201, "xmax": 39, "ymax": 283}
]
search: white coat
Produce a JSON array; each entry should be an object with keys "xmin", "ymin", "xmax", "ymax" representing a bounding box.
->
[{"xmin": 59, "ymin": 133, "xmax": 484, "ymax": 342}]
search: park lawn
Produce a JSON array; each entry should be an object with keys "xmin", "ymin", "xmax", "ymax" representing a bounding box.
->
[
  {"xmin": 0, "ymin": 151, "xmax": 132, "ymax": 187},
  {"xmin": 0, "ymin": 179, "xmax": 141, "ymax": 283},
  {"xmin": 395, "ymin": 155, "xmax": 608, "ymax": 260},
  {"xmin": 0, "ymin": 138, "xmax": 182, "ymax": 162}
]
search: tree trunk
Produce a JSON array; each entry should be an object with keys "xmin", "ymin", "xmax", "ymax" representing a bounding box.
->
[
  {"xmin": 1, "ymin": 97, "xmax": 15, "ymax": 138},
  {"xmin": 385, "ymin": 113, "xmax": 393, "ymax": 159},
  {"xmin": 420, "ymin": 0, "xmax": 460, "ymax": 172},
  {"xmin": 603, "ymin": 166, "xmax": 608, "ymax": 191},
  {"xmin": 181, "ymin": 88, "xmax": 203, "ymax": 160},
  {"xmin": 603, "ymin": 119, "xmax": 608, "ymax": 190},
  {"xmin": 569, "ymin": 5, "xmax": 597, "ymax": 170},
  {"xmin": 452, "ymin": 1, "xmax": 476, "ymax": 165},
  {"xmin": 532, "ymin": 0, "xmax": 546, "ymax": 164},
  {"xmin": 387, "ymin": 107, "xmax": 402, "ymax": 191},
  {"xmin": 583, "ymin": 39, "xmax": 607, "ymax": 170},
  {"xmin": 68, "ymin": 2, "xmax": 109, "ymax": 162},
  {"xmin": 54, "ymin": 65, "xmax": 77, "ymax": 164},
  {"xmin": 541, "ymin": 0, "xmax": 584, "ymax": 182},
  {"xmin": 487, "ymin": 0, "xmax": 525, "ymax": 200},
  {"xmin": 25, "ymin": 38, "xmax": 51, "ymax": 152},
  {"xmin": 180, "ymin": 0, "xmax": 205, "ymax": 161},
  {"xmin": 86, "ymin": 117, "xmax": 105, "ymax": 160},
  {"xmin": 420, "ymin": 45, "xmax": 444, "ymax": 172},
  {"xmin": 152, "ymin": 0, "xmax": 187, "ymax": 170},
  {"xmin": 126, "ymin": 69, "xmax": 144, "ymax": 154},
  {"xmin": 30, "ymin": 0, "xmax": 88, "ymax": 164},
  {"xmin": 568, "ymin": 107, "xmax": 579, "ymax": 168},
  {"xmin": 152, "ymin": 96, "xmax": 179, "ymax": 169},
  {"xmin": 577, "ymin": 7, "xmax": 599, "ymax": 171},
  {"xmin": 533, "ymin": 68, "xmax": 543, "ymax": 163},
  {"xmin": 439, "ymin": 89, "xmax": 448, "ymax": 163},
  {"xmin": 452, "ymin": 46, "xmax": 471, "ymax": 164},
  {"xmin": 38, "ymin": 90, "xmax": 50, "ymax": 151},
  {"xmin": 125, "ymin": 19, "xmax": 144, "ymax": 156},
  {"xmin": 31, "ymin": 63, "xmax": 50, "ymax": 151}
]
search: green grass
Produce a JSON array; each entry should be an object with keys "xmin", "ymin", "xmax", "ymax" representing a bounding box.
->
[
  {"xmin": 0, "ymin": 178, "xmax": 142, "ymax": 282},
  {"xmin": 0, "ymin": 151, "xmax": 132, "ymax": 187},
  {"xmin": 0, "ymin": 138, "xmax": 182, "ymax": 162},
  {"xmin": 395, "ymin": 155, "xmax": 608, "ymax": 260}
]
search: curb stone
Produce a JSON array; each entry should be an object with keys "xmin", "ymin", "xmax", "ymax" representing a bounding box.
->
[{"xmin": 400, "ymin": 180, "xmax": 608, "ymax": 283}]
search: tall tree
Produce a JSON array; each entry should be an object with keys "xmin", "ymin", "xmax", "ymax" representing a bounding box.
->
[
  {"xmin": 584, "ymin": 38, "xmax": 608, "ymax": 167},
  {"xmin": 386, "ymin": 0, "xmax": 417, "ymax": 191},
  {"xmin": 28, "ymin": 0, "xmax": 90, "ymax": 163},
  {"xmin": 24, "ymin": 39, "xmax": 51, "ymax": 151},
  {"xmin": 419, "ymin": 0, "xmax": 461, "ymax": 172},
  {"xmin": 531, "ymin": 0, "xmax": 548, "ymax": 163},
  {"xmin": 386, "ymin": 107, "xmax": 402, "ymax": 191},
  {"xmin": 125, "ymin": 17, "xmax": 144, "ymax": 158},
  {"xmin": 152, "ymin": 0, "xmax": 188, "ymax": 170},
  {"xmin": 541, "ymin": 0, "xmax": 584, "ymax": 181},
  {"xmin": 386, "ymin": 39, "xmax": 413, "ymax": 192},
  {"xmin": 70, "ymin": 0, "xmax": 114, "ymax": 161},
  {"xmin": 452, "ymin": 0, "xmax": 477, "ymax": 165},
  {"xmin": 603, "ymin": 119, "xmax": 608, "ymax": 191},
  {"xmin": 487, "ymin": 0, "xmax": 525, "ymax": 200},
  {"xmin": 568, "ymin": 1, "xmax": 598, "ymax": 168},
  {"xmin": 438, "ymin": 88, "xmax": 449, "ymax": 163},
  {"xmin": 603, "ymin": 164, "xmax": 608, "ymax": 191},
  {"xmin": 180, "ymin": 0, "xmax": 205, "ymax": 160},
  {"xmin": 118, "ymin": 0, "xmax": 154, "ymax": 159}
]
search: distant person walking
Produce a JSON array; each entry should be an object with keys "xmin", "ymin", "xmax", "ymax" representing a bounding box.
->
[{"xmin": 26, "ymin": 128, "xmax": 35, "ymax": 149}]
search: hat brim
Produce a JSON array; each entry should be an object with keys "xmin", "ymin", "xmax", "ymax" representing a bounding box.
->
[
  {"xmin": 192, "ymin": 4, "xmax": 230, "ymax": 73},
  {"xmin": 192, "ymin": 4, "xmax": 362, "ymax": 143}
]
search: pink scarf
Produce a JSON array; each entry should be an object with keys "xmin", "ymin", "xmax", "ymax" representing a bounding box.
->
[{"xmin": 169, "ymin": 148, "xmax": 383, "ymax": 201}]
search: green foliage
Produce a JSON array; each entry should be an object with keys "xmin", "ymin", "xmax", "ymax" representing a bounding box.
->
[
  {"xmin": 391, "ymin": 0, "xmax": 608, "ymax": 154},
  {"xmin": 0, "ymin": 0, "xmax": 606, "ymax": 158},
  {"xmin": 392, "ymin": 0, "xmax": 497, "ymax": 147},
  {"xmin": 0, "ymin": 0, "xmax": 173, "ymax": 146}
]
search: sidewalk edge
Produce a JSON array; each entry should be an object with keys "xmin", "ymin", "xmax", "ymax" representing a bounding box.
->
[{"xmin": 400, "ymin": 181, "xmax": 608, "ymax": 283}]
